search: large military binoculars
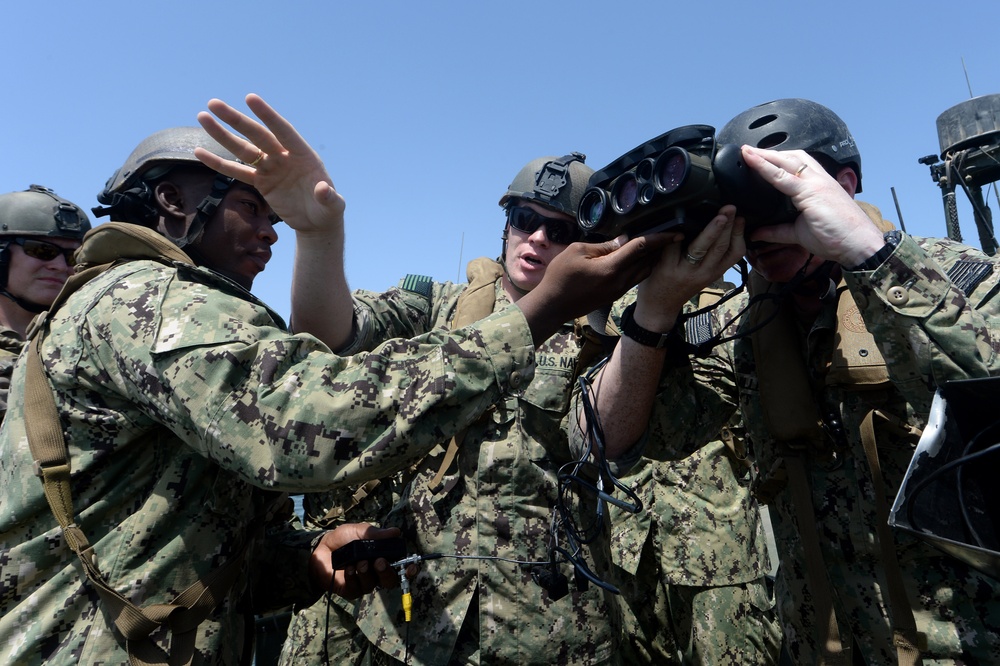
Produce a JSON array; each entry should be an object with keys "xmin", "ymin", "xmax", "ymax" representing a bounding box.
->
[{"xmin": 577, "ymin": 125, "xmax": 797, "ymax": 240}]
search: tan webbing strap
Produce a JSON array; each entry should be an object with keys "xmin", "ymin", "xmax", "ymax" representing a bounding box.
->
[
  {"xmin": 317, "ymin": 478, "xmax": 383, "ymax": 524},
  {"xmin": 859, "ymin": 411, "xmax": 925, "ymax": 665},
  {"xmin": 748, "ymin": 272, "xmax": 845, "ymax": 659},
  {"xmin": 450, "ymin": 258, "xmax": 504, "ymax": 330},
  {"xmin": 784, "ymin": 451, "xmax": 848, "ymax": 665},
  {"xmin": 27, "ymin": 334, "xmax": 284, "ymax": 665},
  {"xmin": 24, "ymin": 225, "xmax": 279, "ymax": 665},
  {"xmin": 748, "ymin": 272, "xmax": 825, "ymax": 443},
  {"xmin": 427, "ymin": 428, "xmax": 469, "ymax": 494}
]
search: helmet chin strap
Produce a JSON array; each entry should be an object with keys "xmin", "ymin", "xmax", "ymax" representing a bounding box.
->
[{"xmin": 0, "ymin": 288, "xmax": 47, "ymax": 314}]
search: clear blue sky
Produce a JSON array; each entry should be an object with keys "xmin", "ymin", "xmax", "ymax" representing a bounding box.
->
[{"xmin": 3, "ymin": 1, "xmax": 1000, "ymax": 320}]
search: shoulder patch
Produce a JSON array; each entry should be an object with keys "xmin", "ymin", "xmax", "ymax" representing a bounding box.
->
[
  {"xmin": 683, "ymin": 311, "xmax": 715, "ymax": 345},
  {"xmin": 947, "ymin": 260, "xmax": 994, "ymax": 296},
  {"xmin": 400, "ymin": 274, "xmax": 433, "ymax": 298}
]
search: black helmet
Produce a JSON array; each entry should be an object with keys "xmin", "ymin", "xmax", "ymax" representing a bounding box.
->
[
  {"xmin": 93, "ymin": 127, "xmax": 240, "ymax": 246},
  {"xmin": 499, "ymin": 153, "xmax": 594, "ymax": 216},
  {"xmin": 718, "ymin": 98, "xmax": 862, "ymax": 192}
]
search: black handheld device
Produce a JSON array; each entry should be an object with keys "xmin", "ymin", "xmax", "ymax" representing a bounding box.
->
[{"xmin": 330, "ymin": 537, "xmax": 407, "ymax": 570}]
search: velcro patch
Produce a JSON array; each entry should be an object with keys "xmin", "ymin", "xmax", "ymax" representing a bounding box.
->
[
  {"xmin": 400, "ymin": 274, "xmax": 433, "ymax": 298},
  {"xmin": 947, "ymin": 260, "xmax": 994, "ymax": 296}
]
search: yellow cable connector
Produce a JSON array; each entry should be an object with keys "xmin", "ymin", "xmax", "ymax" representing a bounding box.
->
[
  {"xmin": 391, "ymin": 553, "xmax": 442, "ymax": 624},
  {"xmin": 402, "ymin": 589, "xmax": 413, "ymax": 622},
  {"xmin": 393, "ymin": 554, "xmax": 420, "ymax": 623}
]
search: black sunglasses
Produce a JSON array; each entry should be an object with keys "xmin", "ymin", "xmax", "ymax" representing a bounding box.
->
[
  {"xmin": 507, "ymin": 205, "xmax": 582, "ymax": 245},
  {"xmin": 10, "ymin": 237, "xmax": 77, "ymax": 263}
]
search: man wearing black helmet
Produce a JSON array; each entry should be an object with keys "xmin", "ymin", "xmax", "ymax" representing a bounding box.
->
[
  {"xmin": 707, "ymin": 99, "xmax": 1000, "ymax": 663},
  {"xmin": 0, "ymin": 185, "xmax": 90, "ymax": 421},
  {"xmin": 0, "ymin": 95, "xmax": 665, "ymax": 665},
  {"xmin": 578, "ymin": 98, "xmax": 1000, "ymax": 663}
]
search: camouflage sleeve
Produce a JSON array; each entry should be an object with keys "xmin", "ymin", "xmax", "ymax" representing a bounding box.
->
[
  {"xmin": 640, "ymin": 294, "xmax": 741, "ymax": 462},
  {"xmin": 844, "ymin": 233, "xmax": 1000, "ymax": 413},
  {"xmin": 52, "ymin": 263, "xmax": 534, "ymax": 493},
  {"xmin": 336, "ymin": 280, "xmax": 464, "ymax": 355},
  {"xmin": 568, "ymin": 290, "xmax": 741, "ymax": 470}
]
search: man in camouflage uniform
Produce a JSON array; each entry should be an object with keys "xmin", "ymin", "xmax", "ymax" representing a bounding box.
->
[
  {"xmin": 285, "ymin": 153, "xmax": 745, "ymax": 665},
  {"xmin": 601, "ymin": 282, "xmax": 781, "ymax": 665},
  {"xmin": 663, "ymin": 98, "xmax": 1000, "ymax": 663},
  {"xmin": 0, "ymin": 96, "xmax": 660, "ymax": 665},
  {"xmin": 0, "ymin": 185, "xmax": 89, "ymax": 421}
]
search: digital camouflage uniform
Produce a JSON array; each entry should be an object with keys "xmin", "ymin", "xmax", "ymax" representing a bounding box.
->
[
  {"xmin": 0, "ymin": 225, "xmax": 537, "ymax": 665},
  {"xmin": 732, "ymin": 206, "xmax": 1000, "ymax": 664},
  {"xmin": 0, "ymin": 323, "xmax": 23, "ymax": 422},
  {"xmin": 350, "ymin": 258, "xmax": 626, "ymax": 666},
  {"xmin": 600, "ymin": 288, "xmax": 781, "ymax": 665}
]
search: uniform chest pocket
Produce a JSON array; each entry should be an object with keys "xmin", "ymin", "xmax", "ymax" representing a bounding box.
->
[{"xmin": 520, "ymin": 363, "xmax": 574, "ymax": 414}]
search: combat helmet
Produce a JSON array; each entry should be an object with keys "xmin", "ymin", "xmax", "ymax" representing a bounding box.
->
[
  {"xmin": 498, "ymin": 153, "xmax": 593, "ymax": 295},
  {"xmin": 718, "ymin": 98, "xmax": 863, "ymax": 192},
  {"xmin": 93, "ymin": 127, "xmax": 241, "ymax": 246},
  {"xmin": 0, "ymin": 185, "xmax": 91, "ymax": 298},
  {"xmin": 499, "ymin": 152, "xmax": 594, "ymax": 217}
]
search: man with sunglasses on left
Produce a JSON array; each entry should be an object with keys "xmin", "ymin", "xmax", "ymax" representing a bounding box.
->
[{"xmin": 0, "ymin": 185, "xmax": 90, "ymax": 422}]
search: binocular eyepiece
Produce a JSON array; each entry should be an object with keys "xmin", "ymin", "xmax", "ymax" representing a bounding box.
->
[{"xmin": 577, "ymin": 125, "xmax": 796, "ymax": 240}]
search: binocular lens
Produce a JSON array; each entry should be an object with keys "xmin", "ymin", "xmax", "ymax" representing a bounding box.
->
[
  {"xmin": 612, "ymin": 173, "xmax": 639, "ymax": 214},
  {"xmin": 579, "ymin": 190, "xmax": 606, "ymax": 230},
  {"xmin": 654, "ymin": 148, "xmax": 689, "ymax": 194}
]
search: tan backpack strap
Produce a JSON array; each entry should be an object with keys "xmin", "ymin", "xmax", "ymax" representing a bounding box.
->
[
  {"xmin": 451, "ymin": 258, "xmax": 503, "ymax": 329},
  {"xmin": 26, "ymin": 321, "xmax": 282, "ymax": 666},
  {"xmin": 783, "ymin": 449, "xmax": 849, "ymax": 664},
  {"xmin": 748, "ymin": 272, "xmax": 825, "ymax": 442},
  {"xmin": 317, "ymin": 478, "xmax": 384, "ymax": 524},
  {"xmin": 859, "ymin": 411, "xmax": 925, "ymax": 664},
  {"xmin": 427, "ymin": 430, "xmax": 470, "ymax": 495}
]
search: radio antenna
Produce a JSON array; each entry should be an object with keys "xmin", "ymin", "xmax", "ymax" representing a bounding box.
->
[{"xmin": 891, "ymin": 187, "xmax": 908, "ymax": 233}]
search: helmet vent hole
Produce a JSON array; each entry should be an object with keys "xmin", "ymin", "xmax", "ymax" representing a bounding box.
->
[
  {"xmin": 756, "ymin": 132, "xmax": 788, "ymax": 150},
  {"xmin": 748, "ymin": 114, "xmax": 778, "ymax": 130}
]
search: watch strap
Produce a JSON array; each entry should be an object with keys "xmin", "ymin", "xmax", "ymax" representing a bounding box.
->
[
  {"xmin": 619, "ymin": 302, "xmax": 677, "ymax": 349},
  {"xmin": 849, "ymin": 230, "xmax": 902, "ymax": 272}
]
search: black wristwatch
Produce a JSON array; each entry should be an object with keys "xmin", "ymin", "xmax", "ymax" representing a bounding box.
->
[
  {"xmin": 619, "ymin": 302, "xmax": 678, "ymax": 349},
  {"xmin": 848, "ymin": 230, "xmax": 903, "ymax": 272}
]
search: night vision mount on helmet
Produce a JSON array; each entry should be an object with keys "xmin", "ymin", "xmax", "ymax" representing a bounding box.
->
[
  {"xmin": 0, "ymin": 184, "xmax": 90, "ymax": 240},
  {"xmin": 499, "ymin": 153, "xmax": 594, "ymax": 217}
]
